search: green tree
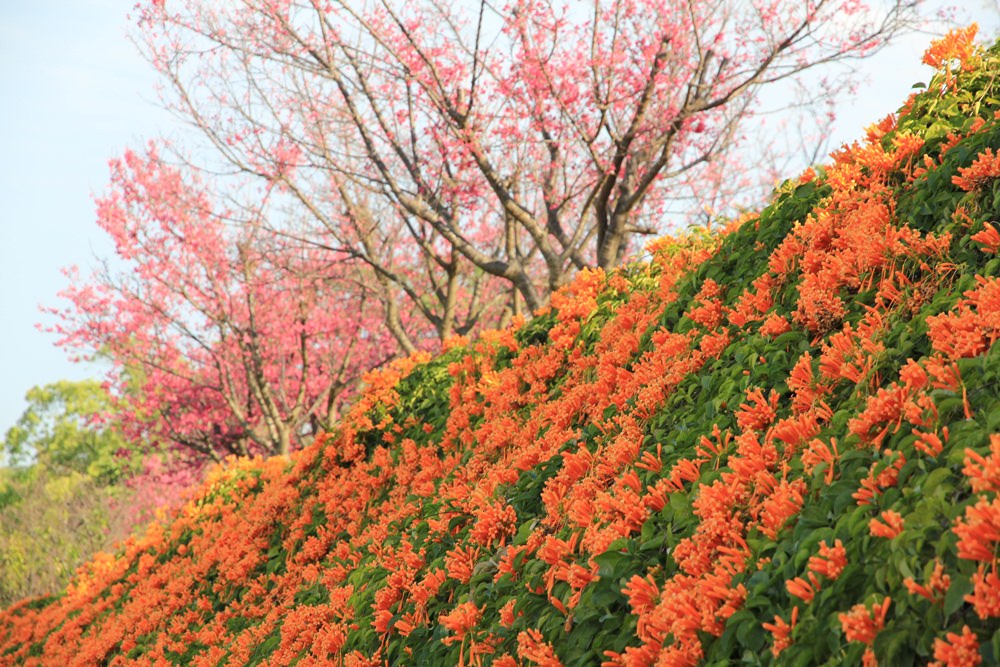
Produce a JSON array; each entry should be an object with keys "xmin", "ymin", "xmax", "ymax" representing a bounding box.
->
[
  {"xmin": 1, "ymin": 380, "xmax": 130, "ymax": 484},
  {"xmin": 0, "ymin": 380, "xmax": 140, "ymax": 604},
  {"xmin": 0, "ymin": 468, "xmax": 131, "ymax": 607}
]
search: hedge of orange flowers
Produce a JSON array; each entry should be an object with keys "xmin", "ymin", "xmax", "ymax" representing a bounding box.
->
[{"xmin": 3, "ymin": 27, "xmax": 1000, "ymax": 667}]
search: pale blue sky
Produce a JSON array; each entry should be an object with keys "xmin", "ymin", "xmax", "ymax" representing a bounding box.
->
[
  {"xmin": 0, "ymin": 1, "xmax": 994, "ymax": 437},
  {"xmin": 0, "ymin": 1, "xmax": 179, "ymax": 435}
]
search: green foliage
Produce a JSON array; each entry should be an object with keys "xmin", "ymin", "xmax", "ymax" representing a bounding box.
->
[
  {"xmin": 0, "ymin": 380, "xmax": 146, "ymax": 608},
  {"xmin": 0, "ymin": 467, "xmax": 133, "ymax": 607},
  {"xmin": 1, "ymin": 380, "xmax": 132, "ymax": 484}
]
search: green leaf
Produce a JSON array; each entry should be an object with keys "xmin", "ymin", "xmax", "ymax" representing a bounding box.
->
[{"xmin": 944, "ymin": 574, "xmax": 973, "ymax": 616}]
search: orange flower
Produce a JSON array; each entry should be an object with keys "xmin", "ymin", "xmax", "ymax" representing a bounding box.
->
[
  {"xmin": 469, "ymin": 500, "xmax": 518, "ymax": 547},
  {"xmin": 808, "ymin": 539, "xmax": 847, "ymax": 580},
  {"xmin": 786, "ymin": 573, "xmax": 820, "ymax": 603},
  {"xmin": 930, "ymin": 625, "xmax": 982, "ymax": 667},
  {"xmin": 439, "ymin": 602, "xmax": 482, "ymax": 646},
  {"xmin": 802, "ymin": 437, "xmax": 839, "ymax": 484},
  {"xmin": 665, "ymin": 457, "xmax": 704, "ymax": 492},
  {"xmin": 964, "ymin": 434, "xmax": 1000, "ymax": 493},
  {"xmin": 913, "ymin": 428, "xmax": 945, "ymax": 458},
  {"xmin": 699, "ymin": 329, "xmax": 731, "ymax": 358},
  {"xmin": 839, "ymin": 597, "xmax": 891, "ymax": 645},
  {"xmin": 971, "ymin": 221, "xmax": 1000, "ymax": 253},
  {"xmin": 499, "ymin": 600, "xmax": 520, "ymax": 628},
  {"xmin": 923, "ymin": 24, "xmax": 979, "ymax": 70},
  {"xmin": 445, "ymin": 545, "xmax": 480, "ymax": 584},
  {"xmin": 762, "ymin": 607, "xmax": 798, "ymax": 658},
  {"xmin": 954, "ymin": 496, "xmax": 1000, "ymax": 562},
  {"xmin": 869, "ymin": 510, "xmax": 905, "ymax": 539},
  {"xmin": 848, "ymin": 382, "xmax": 910, "ymax": 448},
  {"xmin": 759, "ymin": 479, "xmax": 807, "ymax": 539},
  {"xmin": 623, "ymin": 573, "xmax": 660, "ymax": 614},
  {"xmin": 759, "ymin": 313, "xmax": 791, "ymax": 337},
  {"xmin": 853, "ymin": 454, "xmax": 905, "ymax": 506},
  {"xmin": 953, "ymin": 148, "xmax": 1000, "ymax": 192},
  {"xmin": 517, "ymin": 628, "xmax": 564, "ymax": 667},
  {"xmin": 772, "ymin": 411, "xmax": 822, "ymax": 449},
  {"xmin": 904, "ymin": 560, "xmax": 951, "ymax": 603},
  {"xmin": 687, "ymin": 279, "xmax": 724, "ymax": 329},
  {"xmin": 966, "ymin": 565, "xmax": 1000, "ymax": 619},
  {"xmin": 735, "ymin": 388, "xmax": 779, "ymax": 432}
]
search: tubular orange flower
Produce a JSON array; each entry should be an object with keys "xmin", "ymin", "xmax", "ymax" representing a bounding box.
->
[
  {"xmin": 699, "ymin": 329, "xmax": 732, "ymax": 358},
  {"xmin": 922, "ymin": 24, "xmax": 979, "ymax": 70},
  {"xmin": 445, "ymin": 545, "xmax": 480, "ymax": 584},
  {"xmin": 809, "ymin": 539, "xmax": 847, "ymax": 580},
  {"xmin": 788, "ymin": 352, "xmax": 821, "ymax": 414},
  {"xmin": 469, "ymin": 500, "xmax": 518, "ymax": 547},
  {"xmin": 930, "ymin": 625, "xmax": 982, "ymax": 667},
  {"xmin": 623, "ymin": 573, "xmax": 660, "ymax": 615},
  {"xmin": 971, "ymin": 221, "xmax": 1000, "ymax": 253},
  {"xmin": 635, "ymin": 445, "xmax": 663, "ymax": 473},
  {"xmin": 772, "ymin": 411, "xmax": 822, "ymax": 449},
  {"xmin": 904, "ymin": 560, "xmax": 951, "ymax": 603},
  {"xmin": 954, "ymin": 496, "xmax": 1000, "ymax": 562},
  {"xmin": 869, "ymin": 510, "xmax": 905, "ymax": 539},
  {"xmin": 966, "ymin": 565, "xmax": 1000, "ymax": 619},
  {"xmin": 759, "ymin": 479, "xmax": 807, "ymax": 539},
  {"xmin": 735, "ymin": 388, "xmax": 779, "ymax": 433},
  {"xmin": 899, "ymin": 358, "xmax": 929, "ymax": 390},
  {"xmin": 964, "ymin": 434, "xmax": 1000, "ymax": 493},
  {"xmin": 499, "ymin": 600, "xmax": 519, "ymax": 628},
  {"xmin": 696, "ymin": 425, "xmax": 733, "ymax": 461},
  {"xmin": 759, "ymin": 313, "xmax": 791, "ymax": 338},
  {"xmin": 913, "ymin": 428, "xmax": 945, "ymax": 457},
  {"xmin": 687, "ymin": 279, "xmax": 724, "ymax": 329},
  {"xmin": 665, "ymin": 457, "xmax": 704, "ymax": 492},
  {"xmin": 802, "ymin": 437, "xmax": 839, "ymax": 484},
  {"xmin": 439, "ymin": 602, "xmax": 482, "ymax": 646},
  {"xmin": 517, "ymin": 628, "xmax": 564, "ymax": 667},
  {"xmin": 762, "ymin": 607, "xmax": 798, "ymax": 658},
  {"xmin": 953, "ymin": 148, "xmax": 1000, "ymax": 192},
  {"xmin": 839, "ymin": 597, "xmax": 891, "ymax": 645},
  {"xmin": 786, "ymin": 573, "xmax": 819, "ymax": 603},
  {"xmin": 853, "ymin": 454, "xmax": 905, "ymax": 506},
  {"xmin": 927, "ymin": 276, "xmax": 1000, "ymax": 359}
]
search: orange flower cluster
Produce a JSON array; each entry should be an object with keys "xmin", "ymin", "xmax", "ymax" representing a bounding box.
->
[
  {"xmin": 953, "ymin": 147, "xmax": 1000, "ymax": 192},
  {"xmin": 839, "ymin": 597, "xmax": 891, "ymax": 646},
  {"xmin": 970, "ymin": 221, "xmax": 1000, "ymax": 253},
  {"xmin": 439, "ymin": 602, "xmax": 481, "ymax": 645},
  {"xmin": 762, "ymin": 607, "xmax": 798, "ymax": 658},
  {"xmin": 904, "ymin": 560, "xmax": 951, "ymax": 604},
  {"xmin": 869, "ymin": 510, "xmax": 905, "ymax": 539},
  {"xmin": 809, "ymin": 539, "xmax": 848, "ymax": 580},
  {"xmin": 516, "ymin": 629, "xmax": 563, "ymax": 667},
  {"xmin": 931, "ymin": 625, "xmax": 982, "ymax": 667},
  {"xmin": 927, "ymin": 276, "xmax": 1000, "ymax": 360},
  {"xmin": 965, "ymin": 434, "xmax": 1000, "ymax": 493},
  {"xmin": 923, "ymin": 25, "xmax": 980, "ymax": 71}
]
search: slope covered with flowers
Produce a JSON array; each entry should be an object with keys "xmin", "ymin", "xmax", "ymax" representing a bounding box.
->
[{"xmin": 3, "ymin": 28, "xmax": 1000, "ymax": 667}]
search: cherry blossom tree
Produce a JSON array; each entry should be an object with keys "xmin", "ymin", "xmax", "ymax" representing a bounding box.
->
[
  {"xmin": 52, "ymin": 0, "xmax": 924, "ymax": 465},
  {"xmin": 49, "ymin": 146, "xmax": 397, "ymax": 460},
  {"xmin": 129, "ymin": 0, "xmax": 920, "ymax": 349}
]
